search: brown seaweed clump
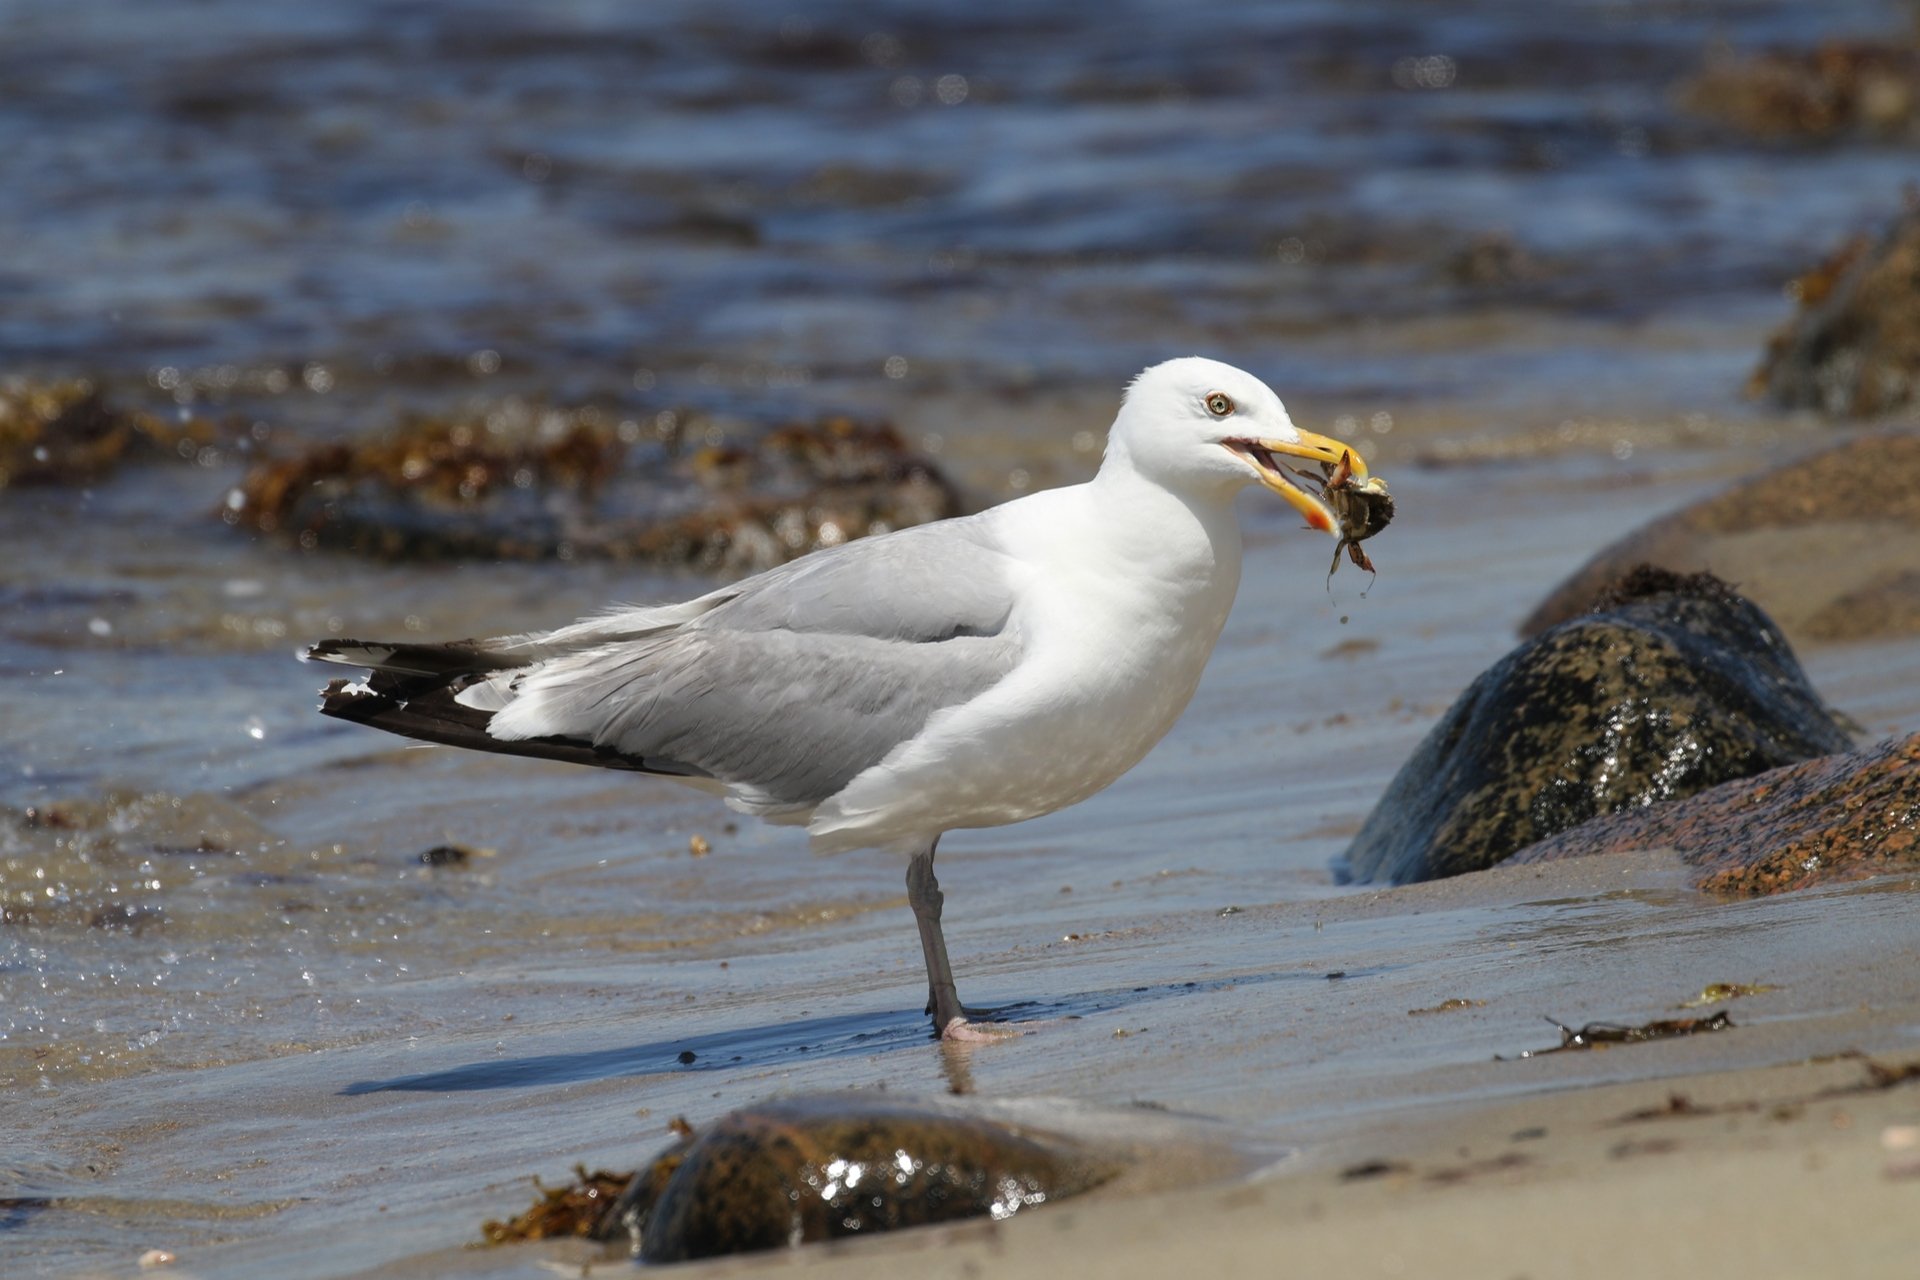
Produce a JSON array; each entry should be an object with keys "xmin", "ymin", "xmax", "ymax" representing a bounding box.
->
[
  {"xmin": 228, "ymin": 403, "xmax": 962, "ymax": 571},
  {"xmin": 480, "ymin": 1166, "xmax": 635, "ymax": 1245},
  {"xmin": 1579, "ymin": 564, "xmax": 1736, "ymax": 615},
  {"xmin": 1507, "ymin": 730, "xmax": 1920, "ymax": 896},
  {"xmin": 1680, "ymin": 40, "xmax": 1920, "ymax": 143},
  {"xmin": 228, "ymin": 400, "xmax": 624, "ymax": 556},
  {"xmin": 1506, "ymin": 1012, "xmax": 1736, "ymax": 1059},
  {"xmin": 1748, "ymin": 202, "xmax": 1920, "ymax": 417},
  {"xmin": 0, "ymin": 378, "xmax": 213, "ymax": 489}
]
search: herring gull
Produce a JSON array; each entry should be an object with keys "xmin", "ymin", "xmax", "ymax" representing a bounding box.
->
[{"xmin": 306, "ymin": 357, "xmax": 1385, "ymax": 1039}]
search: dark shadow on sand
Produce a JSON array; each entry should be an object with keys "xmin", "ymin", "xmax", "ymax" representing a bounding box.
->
[{"xmin": 339, "ymin": 964, "xmax": 1394, "ymax": 1095}]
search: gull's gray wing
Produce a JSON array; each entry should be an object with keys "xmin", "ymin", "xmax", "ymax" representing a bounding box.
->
[
  {"xmin": 316, "ymin": 516, "xmax": 1026, "ymax": 813},
  {"xmin": 691, "ymin": 515, "xmax": 1017, "ymax": 642},
  {"xmin": 490, "ymin": 516, "xmax": 1024, "ymax": 810}
]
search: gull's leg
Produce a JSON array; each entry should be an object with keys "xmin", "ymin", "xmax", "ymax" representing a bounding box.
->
[
  {"xmin": 906, "ymin": 839, "xmax": 1009, "ymax": 1042},
  {"xmin": 906, "ymin": 840, "xmax": 963, "ymax": 1032}
]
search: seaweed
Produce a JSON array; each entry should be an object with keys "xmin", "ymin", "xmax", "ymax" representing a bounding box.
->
[
  {"xmin": 0, "ymin": 378, "xmax": 215, "ymax": 488},
  {"xmin": 416, "ymin": 844, "xmax": 473, "ymax": 867},
  {"xmin": 1500, "ymin": 1011, "xmax": 1734, "ymax": 1059},
  {"xmin": 1681, "ymin": 40, "xmax": 1920, "ymax": 144},
  {"xmin": 228, "ymin": 404, "xmax": 961, "ymax": 570},
  {"xmin": 1747, "ymin": 200, "xmax": 1920, "ymax": 416},
  {"xmin": 479, "ymin": 1165, "xmax": 635, "ymax": 1245},
  {"xmin": 1339, "ymin": 1159, "xmax": 1409, "ymax": 1181},
  {"xmin": 1609, "ymin": 1056, "xmax": 1920, "ymax": 1125}
]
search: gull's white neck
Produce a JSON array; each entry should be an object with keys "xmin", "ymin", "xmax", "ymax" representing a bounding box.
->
[
  {"xmin": 1084, "ymin": 444, "xmax": 1245, "ymax": 599},
  {"xmin": 995, "ymin": 447, "xmax": 1246, "ymax": 650}
]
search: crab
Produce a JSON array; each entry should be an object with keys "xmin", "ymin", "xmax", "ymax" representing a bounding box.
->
[{"xmin": 1292, "ymin": 449, "xmax": 1394, "ymax": 583}]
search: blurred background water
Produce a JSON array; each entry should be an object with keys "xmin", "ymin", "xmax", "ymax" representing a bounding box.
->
[
  {"xmin": 3, "ymin": 0, "xmax": 1912, "ymax": 414},
  {"xmin": 5, "ymin": 2, "xmax": 1920, "ymax": 1274}
]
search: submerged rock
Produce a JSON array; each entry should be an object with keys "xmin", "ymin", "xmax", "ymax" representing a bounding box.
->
[
  {"xmin": 1520, "ymin": 432, "xmax": 1920, "ymax": 647},
  {"xmin": 1508, "ymin": 732, "xmax": 1920, "ymax": 895},
  {"xmin": 1749, "ymin": 203, "xmax": 1920, "ymax": 417},
  {"xmin": 1340, "ymin": 569, "xmax": 1854, "ymax": 884},
  {"xmin": 227, "ymin": 402, "xmax": 961, "ymax": 572},
  {"xmin": 603, "ymin": 1094, "xmax": 1121, "ymax": 1264}
]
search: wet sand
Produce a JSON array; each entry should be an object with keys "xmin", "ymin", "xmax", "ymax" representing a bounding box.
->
[{"xmin": 37, "ymin": 846, "xmax": 1919, "ymax": 1279}]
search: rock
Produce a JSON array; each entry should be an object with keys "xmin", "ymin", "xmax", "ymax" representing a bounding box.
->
[
  {"xmin": 1506, "ymin": 732, "xmax": 1920, "ymax": 895},
  {"xmin": 415, "ymin": 843, "xmax": 472, "ymax": 867},
  {"xmin": 603, "ymin": 1094, "xmax": 1121, "ymax": 1264},
  {"xmin": 227, "ymin": 402, "xmax": 962, "ymax": 573},
  {"xmin": 1520, "ymin": 432, "xmax": 1920, "ymax": 647},
  {"xmin": 1749, "ymin": 203, "xmax": 1920, "ymax": 416},
  {"xmin": 1340, "ymin": 569, "xmax": 1854, "ymax": 884}
]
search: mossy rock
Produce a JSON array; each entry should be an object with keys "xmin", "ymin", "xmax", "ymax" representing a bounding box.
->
[
  {"xmin": 1340, "ymin": 568, "xmax": 1854, "ymax": 884},
  {"xmin": 1507, "ymin": 731, "xmax": 1920, "ymax": 895},
  {"xmin": 1750, "ymin": 203, "xmax": 1920, "ymax": 417}
]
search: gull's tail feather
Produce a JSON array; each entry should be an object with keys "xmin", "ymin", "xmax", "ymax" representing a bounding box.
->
[
  {"xmin": 307, "ymin": 636, "xmax": 528, "ymax": 679},
  {"xmin": 309, "ymin": 637, "xmax": 683, "ymax": 776}
]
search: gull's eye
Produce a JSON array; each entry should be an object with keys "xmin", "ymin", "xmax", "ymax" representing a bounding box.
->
[{"xmin": 1205, "ymin": 392, "xmax": 1234, "ymax": 417}]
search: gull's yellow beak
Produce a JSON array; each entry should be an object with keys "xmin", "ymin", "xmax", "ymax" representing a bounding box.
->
[{"xmin": 1222, "ymin": 429, "xmax": 1371, "ymax": 535}]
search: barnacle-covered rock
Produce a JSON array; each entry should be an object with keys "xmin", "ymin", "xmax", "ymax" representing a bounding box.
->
[
  {"xmin": 1340, "ymin": 568, "xmax": 1854, "ymax": 884},
  {"xmin": 1507, "ymin": 731, "xmax": 1920, "ymax": 895}
]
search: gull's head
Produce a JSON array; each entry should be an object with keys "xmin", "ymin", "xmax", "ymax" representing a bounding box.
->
[{"xmin": 1105, "ymin": 356, "xmax": 1369, "ymax": 533}]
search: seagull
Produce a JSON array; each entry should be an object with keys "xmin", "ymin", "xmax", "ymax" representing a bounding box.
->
[{"xmin": 306, "ymin": 357, "xmax": 1381, "ymax": 1040}]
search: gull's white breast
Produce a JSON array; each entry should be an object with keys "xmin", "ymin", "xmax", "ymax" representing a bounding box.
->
[{"xmin": 807, "ymin": 475, "xmax": 1244, "ymax": 853}]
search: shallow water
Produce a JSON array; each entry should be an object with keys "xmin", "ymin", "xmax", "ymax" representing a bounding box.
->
[
  {"xmin": 6, "ymin": 2, "xmax": 1920, "ymax": 1276},
  {"xmin": 3, "ymin": 0, "xmax": 1914, "ymax": 422}
]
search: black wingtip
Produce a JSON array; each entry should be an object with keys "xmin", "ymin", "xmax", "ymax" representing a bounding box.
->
[
  {"xmin": 315, "ymin": 673, "xmax": 661, "ymax": 774},
  {"xmin": 307, "ymin": 637, "xmax": 383, "ymax": 666},
  {"xmin": 319, "ymin": 675, "xmax": 390, "ymax": 721},
  {"xmin": 304, "ymin": 637, "xmax": 527, "ymax": 678}
]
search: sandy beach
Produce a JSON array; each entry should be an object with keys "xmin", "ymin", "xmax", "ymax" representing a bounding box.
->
[{"xmin": 677, "ymin": 1054, "xmax": 1920, "ymax": 1280}]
